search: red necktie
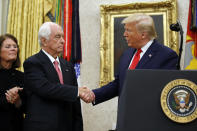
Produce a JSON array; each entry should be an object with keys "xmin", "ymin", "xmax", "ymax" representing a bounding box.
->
[
  {"xmin": 53, "ymin": 60, "xmax": 64, "ymax": 84},
  {"xmin": 129, "ymin": 49, "xmax": 142, "ymax": 69}
]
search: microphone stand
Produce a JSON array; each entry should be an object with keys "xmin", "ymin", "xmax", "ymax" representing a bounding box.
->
[{"xmin": 176, "ymin": 21, "xmax": 184, "ymax": 70}]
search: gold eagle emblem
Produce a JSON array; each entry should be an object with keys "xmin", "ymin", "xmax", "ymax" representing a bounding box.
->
[{"xmin": 173, "ymin": 90, "xmax": 193, "ymax": 113}]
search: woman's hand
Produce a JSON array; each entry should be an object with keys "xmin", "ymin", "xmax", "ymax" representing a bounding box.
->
[{"xmin": 5, "ymin": 87, "xmax": 23, "ymax": 107}]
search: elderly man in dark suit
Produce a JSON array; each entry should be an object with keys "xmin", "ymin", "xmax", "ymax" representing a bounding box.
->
[
  {"xmin": 23, "ymin": 22, "xmax": 94, "ymax": 131},
  {"xmin": 84, "ymin": 13, "xmax": 178, "ymax": 105}
]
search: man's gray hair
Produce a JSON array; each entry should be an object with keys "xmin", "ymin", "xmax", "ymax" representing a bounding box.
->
[
  {"xmin": 122, "ymin": 13, "xmax": 157, "ymax": 39},
  {"xmin": 38, "ymin": 22, "xmax": 56, "ymax": 46}
]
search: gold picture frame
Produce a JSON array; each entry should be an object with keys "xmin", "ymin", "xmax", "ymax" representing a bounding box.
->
[{"xmin": 99, "ymin": 0, "xmax": 178, "ymax": 86}]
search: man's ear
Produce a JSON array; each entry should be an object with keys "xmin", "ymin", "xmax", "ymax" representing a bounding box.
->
[
  {"xmin": 41, "ymin": 37, "xmax": 47, "ymax": 46},
  {"xmin": 141, "ymin": 32, "xmax": 147, "ymax": 39}
]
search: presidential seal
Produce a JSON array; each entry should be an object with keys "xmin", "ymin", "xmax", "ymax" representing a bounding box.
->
[{"xmin": 161, "ymin": 79, "xmax": 197, "ymax": 123}]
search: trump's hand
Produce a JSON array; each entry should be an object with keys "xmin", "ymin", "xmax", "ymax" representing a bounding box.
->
[{"xmin": 79, "ymin": 87, "xmax": 95, "ymax": 103}]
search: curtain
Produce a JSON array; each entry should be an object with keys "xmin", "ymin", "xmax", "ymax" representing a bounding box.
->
[{"xmin": 7, "ymin": 0, "xmax": 55, "ymax": 71}]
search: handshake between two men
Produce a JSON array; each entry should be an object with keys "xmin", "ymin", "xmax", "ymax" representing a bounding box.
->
[{"xmin": 79, "ymin": 87, "xmax": 95, "ymax": 103}]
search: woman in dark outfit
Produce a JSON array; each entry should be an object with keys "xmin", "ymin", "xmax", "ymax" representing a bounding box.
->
[{"xmin": 0, "ymin": 34, "xmax": 24, "ymax": 131}]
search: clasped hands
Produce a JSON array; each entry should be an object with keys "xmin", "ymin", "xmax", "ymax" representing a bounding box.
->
[
  {"xmin": 79, "ymin": 87, "xmax": 95, "ymax": 103},
  {"xmin": 5, "ymin": 87, "xmax": 23, "ymax": 107},
  {"xmin": 5, "ymin": 86, "xmax": 95, "ymax": 104}
]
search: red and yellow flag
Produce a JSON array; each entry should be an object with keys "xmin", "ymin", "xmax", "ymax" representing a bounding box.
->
[{"xmin": 184, "ymin": 0, "xmax": 197, "ymax": 69}]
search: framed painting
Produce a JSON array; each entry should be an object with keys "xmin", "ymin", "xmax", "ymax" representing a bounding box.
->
[{"xmin": 99, "ymin": 0, "xmax": 178, "ymax": 86}]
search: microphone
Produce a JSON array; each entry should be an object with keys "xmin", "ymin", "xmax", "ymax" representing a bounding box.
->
[
  {"xmin": 170, "ymin": 21, "xmax": 181, "ymax": 32},
  {"xmin": 169, "ymin": 20, "xmax": 184, "ymax": 70}
]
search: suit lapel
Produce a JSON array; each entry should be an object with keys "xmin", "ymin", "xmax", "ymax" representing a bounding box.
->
[
  {"xmin": 59, "ymin": 58, "xmax": 72, "ymax": 83},
  {"xmin": 37, "ymin": 50, "xmax": 60, "ymax": 82},
  {"xmin": 124, "ymin": 48, "xmax": 136, "ymax": 70},
  {"xmin": 136, "ymin": 41, "xmax": 158, "ymax": 68}
]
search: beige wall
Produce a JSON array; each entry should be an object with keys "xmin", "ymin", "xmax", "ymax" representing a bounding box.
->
[
  {"xmin": 79, "ymin": 0, "xmax": 189, "ymax": 131},
  {"xmin": 0, "ymin": 0, "xmax": 9, "ymax": 35},
  {"xmin": 0, "ymin": 0, "xmax": 2, "ymax": 34}
]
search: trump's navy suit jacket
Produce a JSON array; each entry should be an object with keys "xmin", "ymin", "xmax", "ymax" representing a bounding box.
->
[
  {"xmin": 93, "ymin": 40, "xmax": 178, "ymax": 105},
  {"xmin": 23, "ymin": 50, "xmax": 83, "ymax": 131}
]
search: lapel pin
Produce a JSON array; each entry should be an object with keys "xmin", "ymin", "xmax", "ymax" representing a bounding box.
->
[{"xmin": 149, "ymin": 54, "xmax": 152, "ymax": 58}]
